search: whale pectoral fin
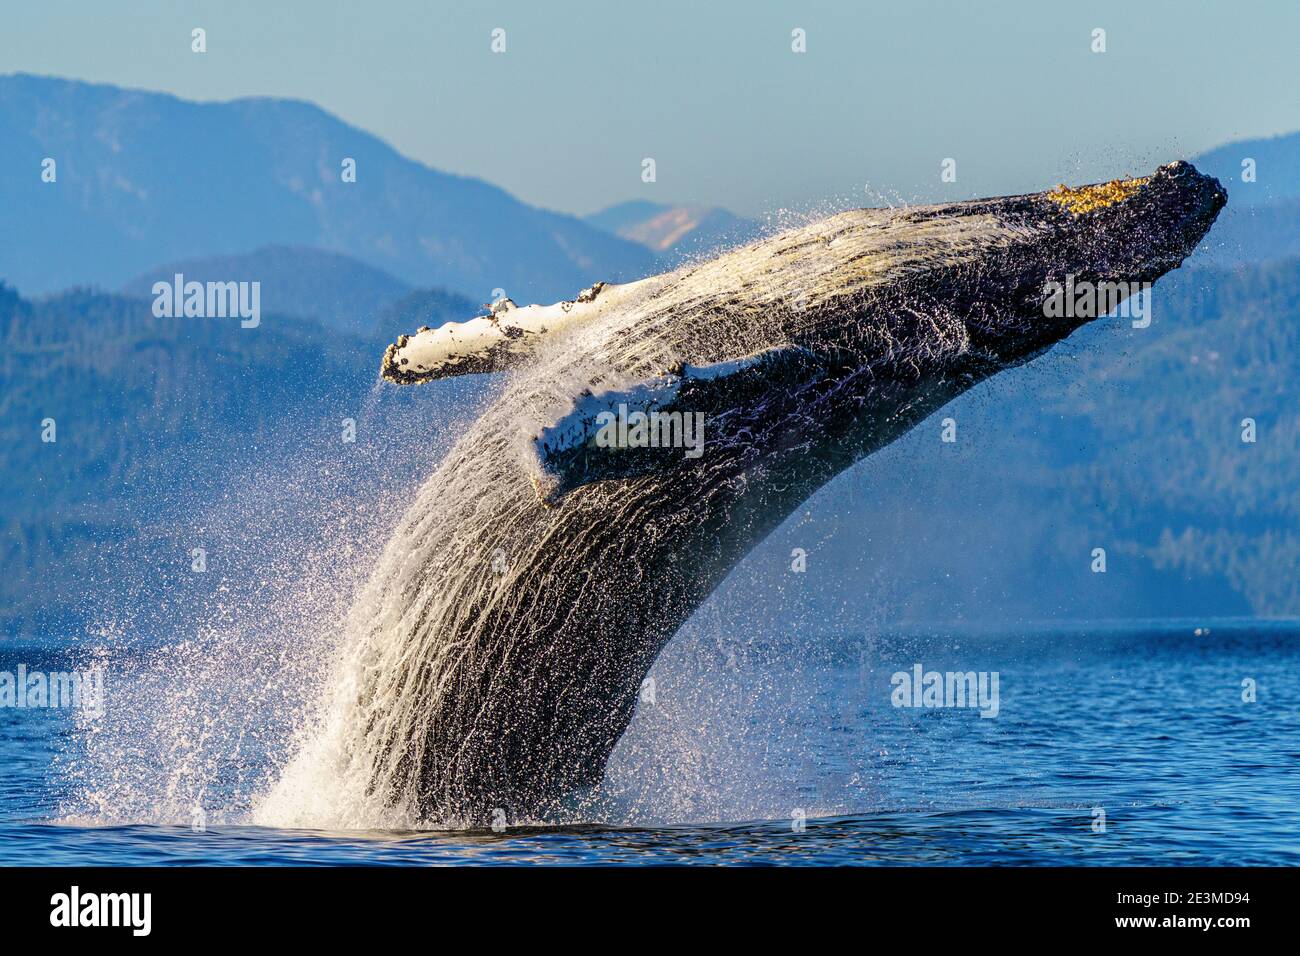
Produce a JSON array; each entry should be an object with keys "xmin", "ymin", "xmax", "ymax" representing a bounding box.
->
[
  {"xmin": 382, "ymin": 282, "xmax": 620, "ymax": 384},
  {"xmin": 526, "ymin": 345, "xmax": 823, "ymax": 501}
]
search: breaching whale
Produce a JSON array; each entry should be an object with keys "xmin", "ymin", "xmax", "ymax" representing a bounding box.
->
[{"xmin": 269, "ymin": 163, "xmax": 1225, "ymax": 827}]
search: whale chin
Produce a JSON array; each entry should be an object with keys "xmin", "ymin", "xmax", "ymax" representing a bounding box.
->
[{"xmin": 275, "ymin": 164, "xmax": 1225, "ymax": 825}]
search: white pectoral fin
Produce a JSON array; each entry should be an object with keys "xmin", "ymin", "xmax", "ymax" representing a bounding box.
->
[
  {"xmin": 381, "ymin": 281, "xmax": 626, "ymax": 384},
  {"xmin": 526, "ymin": 345, "xmax": 821, "ymax": 501}
]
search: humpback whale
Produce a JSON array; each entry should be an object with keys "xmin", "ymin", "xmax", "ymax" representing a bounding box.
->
[{"xmin": 266, "ymin": 162, "xmax": 1224, "ymax": 827}]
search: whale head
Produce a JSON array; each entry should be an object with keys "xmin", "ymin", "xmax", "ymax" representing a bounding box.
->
[{"xmin": 952, "ymin": 160, "xmax": 1227, "ymax": 370}]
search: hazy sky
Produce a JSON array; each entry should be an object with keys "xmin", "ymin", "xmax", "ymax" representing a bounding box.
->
[{"xmin": 5, "ymin": 0, "xmax": 1299, "ymax": 219}]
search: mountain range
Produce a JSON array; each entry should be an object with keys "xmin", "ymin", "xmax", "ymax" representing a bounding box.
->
[
  {"xmin": 583, "ymin": 200, "xmax": 764, "ymax": 263},
  {"xmin": 0, "ymin": 73, "xmax": 657, "ymax": 304},
  {"xmin": 2, "ymin": 73, "xmax": 1299, "ymax": 636}
]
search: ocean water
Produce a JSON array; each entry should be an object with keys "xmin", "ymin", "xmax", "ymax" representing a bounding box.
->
[{"xmin": 0, "ymin": 619, "xmax": 1296, "ymax": 865}]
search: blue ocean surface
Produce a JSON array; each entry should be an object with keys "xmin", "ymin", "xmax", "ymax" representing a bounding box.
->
[{"xmin": 0, "ymin": 620, "xmax": 1296, "ymax": 865}]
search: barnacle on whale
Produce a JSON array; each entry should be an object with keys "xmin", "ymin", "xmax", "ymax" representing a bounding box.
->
[{"xmin": 1046, "ymin": 175, "xmax": 1152, "ymax": 215}]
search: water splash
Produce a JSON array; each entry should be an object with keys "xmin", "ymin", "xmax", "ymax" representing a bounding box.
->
[{"xmin": 58, "ymin": 373, "xmax": 481, "ymax": 826}]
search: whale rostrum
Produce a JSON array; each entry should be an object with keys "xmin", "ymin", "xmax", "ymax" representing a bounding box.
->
[{"xmin": 287, "ymin": 164, "xmax": 1225, "ymax": 825}]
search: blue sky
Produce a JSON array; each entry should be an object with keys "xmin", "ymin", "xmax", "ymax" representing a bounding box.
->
[{"xmin": 4, "ymin": 0, "xmax": 1298, "ymax": 218}]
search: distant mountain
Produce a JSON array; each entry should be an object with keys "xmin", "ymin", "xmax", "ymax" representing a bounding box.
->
[
  {"xmin": 122, "ymin": 245, "xmax": 413, "ymax": 336},
  {"xmin": 0, "ymin": 282, "xmax": 483, "ymax": 635},
  {"xmin": 585, "ymin": 200, "xmax": 763, "ymax": 262},
  {"xmin": 0, "ymin": 286, "xmax": 359, "ymax": 515},
  {"xmin": 1189, "ymin": 131, "xmax": 1300, "ymax": 267},
  {"xmin": 0, "ymin": 73, "xmax": 658, "ymax": 302},
  {"xmin": 0, "ymin": 284, "xmax": 352, "ymax": 632},
  {"xmin": 583, "ymin": 201, "xmax": 675, "ymax": 238},
  {"xmin": 1194, "ymin": 131, "xmax": 1300, "ymax": 205}
]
